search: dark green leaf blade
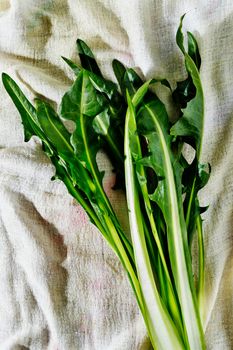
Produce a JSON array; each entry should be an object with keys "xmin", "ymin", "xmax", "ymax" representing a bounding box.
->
[
  {"xmin": 172, "ymin": 18, "xmax": 201, "ymax": 109},
  {"xmin": 171, "ymin": 16, "xmax": 204, "ymax": 158},
  {"xmin": 59, "ymin": 69, "xmax": 104, "ymax": 187},
  {"xmin": 2, "ymin": 73, "xmax": 38, "ymax": 141},
  {"xmin": 1, "ymin": 73, "xmax": 54, "ymax": 152},
  {"xmin": 71, "ymin": 115, "xmax": 100, "ymax": 174},
  {"xmin": 89, "ymin": 71, "xmax": 118, "ymax": 99},
  {"xmin": 172, "ymin": 78, "xmax": 196, "ymax": 109},
  {"xmin": 61, "ymin": 56, "xmax": 81, "ymax": 76},
  {"xmin": 77, "ymin": 39, "xmax": 103, "ymax": 77},
  {"xmin": 182, "ymin": 158, "xmax": 211, "ymax": 245},
  {"xmin": 60, "ymin": 70, "xmax": 106, "ymax": 121},
  {"xmin": 124, "ymin": 68, "xmax": 144, "ymax": 97},
  {"xmin": 114, "ymin": 63, "xmax": 146, "ymax": 100},
  {"xmin": 187, "ymin": 32, "xmax": 201, "ymax": 70},
  {"xmin": 93, "ymin": 108, "xmax": 125, "ymax": 188},
  {"xmin": 112, "ymin": 59, "xmax": 126, "ymax": 95},
  {"xmin": 35, "ymin": 98, "xmax": 73, "ymax": 156}
]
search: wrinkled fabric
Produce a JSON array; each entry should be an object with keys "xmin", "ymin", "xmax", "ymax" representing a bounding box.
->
[{"xmin": 0, "ymin": 1, "xmax": 232, "ymax": 349}]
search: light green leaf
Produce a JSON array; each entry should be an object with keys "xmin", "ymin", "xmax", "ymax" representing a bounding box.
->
[
  {"xmin": 137, "ymin": 97, "xmax": 205, "ymax": 349},
  {"xmin": 125, "ymin": 88, "xmax": 184, "ymax": 350}
]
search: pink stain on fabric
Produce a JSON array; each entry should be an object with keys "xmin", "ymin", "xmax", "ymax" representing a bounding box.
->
[{"xmin": 69, "ymin": 203, "xmax": 89, "ymax": 229}]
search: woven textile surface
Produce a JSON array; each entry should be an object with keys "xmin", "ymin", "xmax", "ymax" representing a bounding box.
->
[{"xmin": 0, "ymin": 1, "xmax": 232, "ymax": 349}]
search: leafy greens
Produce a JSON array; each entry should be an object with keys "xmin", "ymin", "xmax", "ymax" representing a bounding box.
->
[{"xmin": 2, "ymin": 15, "xmax": 210, "ymax": 350}]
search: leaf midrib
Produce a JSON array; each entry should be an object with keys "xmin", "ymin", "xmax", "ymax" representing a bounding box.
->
[
  {"xmin": 8, "ymin": 79, "xmax": 37, "ymax": 125},
  {"xmin": 43, "ymin": 103, "xmax": 74, "ymax": 154},
  {"xmin": 145, "ymin": 104, "xmax": 184, "ymax": 267},
  {"xmin": 145, "ymin": 103, "xmax": 203, "ymax": 349}
]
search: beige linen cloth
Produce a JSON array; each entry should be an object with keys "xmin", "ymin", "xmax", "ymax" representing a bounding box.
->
[{"xmin": 0, "ymin": 1, "xmax": 232, "ymax": 349}]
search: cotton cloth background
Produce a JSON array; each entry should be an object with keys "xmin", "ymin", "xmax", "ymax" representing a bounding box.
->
[{"xmin": 0, "ymin": 1, "xmax": 232, "ymax": 349}]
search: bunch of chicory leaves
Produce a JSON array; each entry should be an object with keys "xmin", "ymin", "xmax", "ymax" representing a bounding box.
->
[{"xmin": 2, "ymin": 16, "xmax": 210, "ymax": 350}]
